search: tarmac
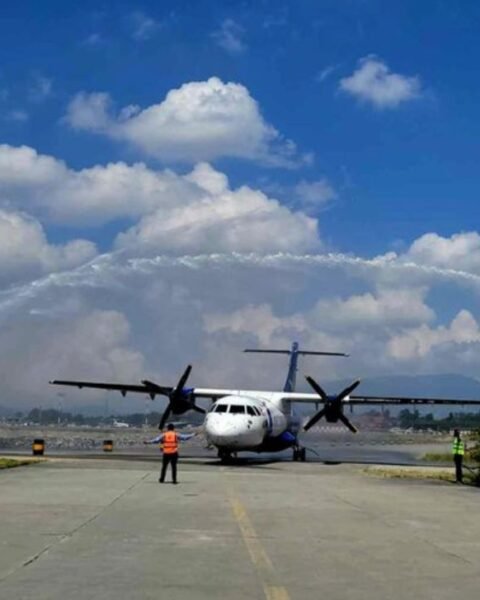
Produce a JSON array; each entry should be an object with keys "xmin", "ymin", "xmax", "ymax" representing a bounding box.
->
[{"xmin": 1, "ymin": 452, "xmax": 480, "ymax": 600}]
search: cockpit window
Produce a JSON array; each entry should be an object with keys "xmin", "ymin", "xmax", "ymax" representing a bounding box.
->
[
  {"xmin": 229, "ymin": 405, "xmax": 245, "ymax": 414},
  {"xmin": 246, "ymin": 406, "xmax": 255, "ymax": 416},
  {"xmin": 253, "ymin": 406, "xmax": 261, "ymax": 416},
  {"xmin": 215, "ymin": 404, "xmax": 228, "ymax": 413}
]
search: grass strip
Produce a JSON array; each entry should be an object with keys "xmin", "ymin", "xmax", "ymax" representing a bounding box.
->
[{"xmin": 0, "ymin": 457, "xmax": 41, "ymax": 469}]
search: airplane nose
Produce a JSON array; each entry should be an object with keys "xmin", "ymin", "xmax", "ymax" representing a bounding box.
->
[{"xmin": 205, "ymin": 416, "xmax": 264, "ymax": 448}]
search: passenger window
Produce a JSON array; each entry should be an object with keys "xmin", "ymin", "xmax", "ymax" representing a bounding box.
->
[
  {"xmin": 246, "ymin": 406, "xmax": 255, "ymax": 416},
  {"xmin": 229, "ymin": 405, "xmax": 245, "ymax": 414},
  {"xmin": 215, "ymin": 404, "xmax": 228, "ymax": 413}
]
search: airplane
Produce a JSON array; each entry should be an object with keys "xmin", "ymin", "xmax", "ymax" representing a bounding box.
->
[
  {"xmin": 50, "ymin": 342, "xmax": 480, "ymax": 462},
  {"xmin": 112, "ymin": 419, "xmax": 129, "ymax": 428}
]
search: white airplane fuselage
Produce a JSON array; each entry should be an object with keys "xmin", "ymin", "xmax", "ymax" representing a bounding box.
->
[{"xmin": 204, "ymin": 392, "xmax": 302, "ymax": 454}]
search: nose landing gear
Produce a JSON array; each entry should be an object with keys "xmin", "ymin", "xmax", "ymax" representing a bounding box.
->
[
  {"xmin": 218, "ymin": 449, "xmax": 237, "ymax": 463},
  {"xmin": 292, "ymin": 446, "xmax": 306, "ymax": 462}
]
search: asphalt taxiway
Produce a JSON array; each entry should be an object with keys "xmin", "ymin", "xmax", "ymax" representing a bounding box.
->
[{"xmin": 1, "ymin": 453, "xmax": 479, "ymax": 600}]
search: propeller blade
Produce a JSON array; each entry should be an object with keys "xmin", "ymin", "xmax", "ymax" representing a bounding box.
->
[
  {"xmin": 305, "ymin": 376, "xmax": 329, "ymax": 402},
  {"xmin": 158, "ymin": 404, "xmax": 172, "ymax": 430},
  {"xmin": 174, "ymin": 365, "xmax": 192, "ymax": 395},
  {"xmin": 191, "ymin": 404, "xmax": 206, "ymax": 414},
  {"xmin": 337, "ymin": 380, "xmax": 361, "ymax": 403},
  {"xmin": 304, "ymin": 408, "xmax": 327, "ymax": 431},
  {"xmin": 338, "ymin": 413, "xmax": 358, "ymax": 433}
]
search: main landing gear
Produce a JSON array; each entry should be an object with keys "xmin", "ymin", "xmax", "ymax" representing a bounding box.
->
[{"xmin": 292, "ymin": 446, "xmax": 306, "ymax": 462}]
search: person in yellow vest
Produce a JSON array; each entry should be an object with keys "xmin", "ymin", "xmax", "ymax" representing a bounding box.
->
[{"xmin": 452, "ymin": 429, "xmax": 465, "ymax": 484}]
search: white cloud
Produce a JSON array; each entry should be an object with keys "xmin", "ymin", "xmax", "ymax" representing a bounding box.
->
[
  {"xmin": 311, "ymin": 288, "xmax": 435, "ymax": 331},
  {"xmin": 0, "ymin": 309, "xmax": 145, "ymax": 407},
  {"xmin": 0, "ymin": 145, "xmax": 320, "ymax": 254},
  {"xmin": 115, "ymin": 163, "xmax": 320, "ymax": 254},
  {"xmin": 293, "ymin": 179, "xmax": 337, "ymax": 212},
  {"xmin": 1, "ymin": 246, "xmax": 480, "ymax": 409},
  {"xmin": 65, "ymin": 92, "xmax": 112, "ymax": 130},
  {"xmin": 0, "ymin": 209, "xmax": 96, "ymax": 285},
  {"xmin": 388, "ymin": 310, "xmax": 480, "ymax": 360},
  {"xmin": 404, "ymin": 232, "xmax": 480, "ymax": 274},
  {"xmin": 64, "ymin": 77, "xmax": 309, "ymax": 166},
  {"xmin": 212, "ymin": 19, "xmax": 246, "ymax": 54},
  {"xmin": 340, "ymin": 56, "xmax": 422, "ymax": 109}
]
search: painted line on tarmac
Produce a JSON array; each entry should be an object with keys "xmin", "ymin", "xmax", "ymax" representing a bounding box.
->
[
  {"xmin": 263, "ymin": 585, "xmax": 290, "ymax": 600},
  {"xmin": 226, "ymin": 484, "xmax": 290, "ymax": 600},
  {"xmin": 229, "ymin": 496, "xmax": 273, "ymax": 572}
]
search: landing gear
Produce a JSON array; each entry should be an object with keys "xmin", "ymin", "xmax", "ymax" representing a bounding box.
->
[
  {"xmin": 218, "ymin": 449, "xmax": 237, "ymax": 463},
  {"xmin": 292, "ymin": 447, "xmax": 306, "ymax": 462}
]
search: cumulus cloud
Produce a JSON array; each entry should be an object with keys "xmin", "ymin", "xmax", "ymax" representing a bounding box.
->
[
  {"xmin": 204, "ymin": 304, "xmax": 307, "ymax": 347},
  {"xmin": 310, "ymin": 288, "xmax": 435, "ymax": 331},
  {"xmin": 64, "ymin": 77, "xmax": 308, "ymax": 166},
  {"xmin": 340, "ymin": 56, "xmax": 422, "ymax": 109},
  {"xmin": 0, "ymin": 209, "xmax": 97, "ymax": 285},
  {"xmin": 0, "ymin": 309, "xmax": 145, "ymax": 408},
  {"xmin": 388, "ymin": 310, "xmax": 480, "ymax": 360},
  {"xmin": 115, "ymin": 163, "xmax": 320, "ymax": 254},
  {"xmin": 0, "ymin": 145, "xmax": 320, "ymax": 254},
  {"xmin": 212, "ymin": 19, "xmax": 246, "ymax": 54},
  {"xmin": 404, "ymin": 232, "xmax": 480, "ymax": 274},
  {"xmin": 1, "ymin": 246, "xmax": 480, "ymax": 409}
]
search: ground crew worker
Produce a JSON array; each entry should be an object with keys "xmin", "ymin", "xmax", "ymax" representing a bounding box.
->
[
  {"xmin": 160, "ymin": 424, "xmax": 179, "ymax": 484},
  {"xmin": 452, "ymin": 428, "xmax": 465, "ymax": 484},
  {"xmin": 144, "ymin": 425, "xmax": 195, "ymax": 484}
]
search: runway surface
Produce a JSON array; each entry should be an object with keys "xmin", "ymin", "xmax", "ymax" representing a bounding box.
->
[{"xmin": 1, "ymin": 453, "xmax": 479, "ymax": 600}]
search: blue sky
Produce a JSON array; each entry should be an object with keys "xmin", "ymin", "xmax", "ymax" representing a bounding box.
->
[
  {"xmin": 2, "ymin": 1, "xmax": 480, "ymax": 408},
  {"xmin": 1, "ymin": 1, "xmax": 480, "ymax": 254}
]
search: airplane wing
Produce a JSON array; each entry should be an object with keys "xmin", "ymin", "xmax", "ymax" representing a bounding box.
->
[
  {"xmin": 282, "ymin": 392, "xmax": 480, "ymax": 406},
  {"xmin": 49, "ymin": 380, "xmax": 237, "ymax": 401},
  {"xmin": 49, "ymin": 380, "xmax": 172, "ymax": 398},
  {"xmin": 349, "ymin": 394, "xmax": 480, "ymax": 406}
]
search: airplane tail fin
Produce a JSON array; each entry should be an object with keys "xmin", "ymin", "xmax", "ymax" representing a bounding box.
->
[{"xmin": 244, "ymin": 342, "xmax": 348, "ymax": 392}]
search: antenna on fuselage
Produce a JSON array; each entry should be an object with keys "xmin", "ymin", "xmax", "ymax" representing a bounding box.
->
[{"xmin": 244, "ymin": 342, "xmax": 348, "ymax": 392}]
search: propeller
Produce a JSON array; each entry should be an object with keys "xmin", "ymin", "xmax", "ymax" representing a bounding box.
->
[
  {"xmin": 303, "ymin": 376, "xmax": 361, "ymax": 433},
  {"xmin": 141, "ymin": 365, "xmax": 206, "ymax": 430}
]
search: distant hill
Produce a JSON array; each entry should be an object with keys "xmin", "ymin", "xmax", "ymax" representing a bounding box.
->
[{"xmin": 0, "ymin": 404, "xmax": 14, "ymax": 417}]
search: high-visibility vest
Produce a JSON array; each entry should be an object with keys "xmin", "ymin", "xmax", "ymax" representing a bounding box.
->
[
  {"xmin": 162, "ymin": 431, "xmax": 178, "ymax": 454},
  {"xmin": 452, "ymin": 438, "xmax": 465, "ymax": 456}
]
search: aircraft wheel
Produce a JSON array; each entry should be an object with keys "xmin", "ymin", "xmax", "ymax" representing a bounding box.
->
[
  {"xmin": 299, "ymin": 447, "xmax": 306, "ymax": 462},
  {"xmin": 292, "ymin": 448, "xmax": 299, "ymax": 461},
  {"xmin": 218, "ymin": 449, "xmax": 231, "ymax": 462}
]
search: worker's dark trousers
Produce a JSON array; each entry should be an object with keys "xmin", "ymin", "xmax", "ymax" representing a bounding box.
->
[
  {"xmin": 454, "ymin": 454, "xmax": 463, "ymax": 483},
  {"xmin": 160, "ymin": 452, "xmax": 178, "ymax": 483}
]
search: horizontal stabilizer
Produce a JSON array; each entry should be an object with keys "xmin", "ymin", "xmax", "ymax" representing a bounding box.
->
[{"xmin": 244, "ymin": 349, "xmax": 348, "ymax": 357}]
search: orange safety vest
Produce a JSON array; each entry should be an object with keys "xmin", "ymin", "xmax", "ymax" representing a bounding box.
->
[{"xmin": 162, "ymin": 431, "xmax": 178, "ymax": 454}]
